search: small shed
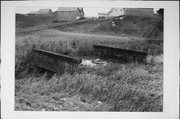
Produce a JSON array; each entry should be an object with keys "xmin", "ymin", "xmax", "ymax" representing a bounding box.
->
[
  {"xmin": 27, "ymin": 9, "xmax": 53, "ymax": 16},
  {"xmin": 98, "ymin": 12, "xmax": 109, "ymax": 18},
  {"xmin": 54, "ymin": 7, "xmax": 84, "ymax": 21}
]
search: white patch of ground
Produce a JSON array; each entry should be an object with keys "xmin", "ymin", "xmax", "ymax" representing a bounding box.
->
[
  {"xmin": 81, "ymin": 59, "xmax": 108, "ymax": 68},
  {"xmin": 81, "ymin": 59, "xmax": 97, "ymax": 67}
]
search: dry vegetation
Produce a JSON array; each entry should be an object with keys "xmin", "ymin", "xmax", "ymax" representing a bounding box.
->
[
  {"xmin": 16, "ymin": 14, "xmax": 163, "ymax": 41},
  {"xmin": 54, "ymin": 15, "xmax": 163, "ymax": 40},
  {"xmin": 15, "ymin": 28, "xmax": 163, "ymax": 111},
  {"xmin": 16, "ymin": 14, "xmax": 55, "ymax": 29},
  {"xmin": 15, "ymin": 13, "xmax": 164, "ymax": 111}
]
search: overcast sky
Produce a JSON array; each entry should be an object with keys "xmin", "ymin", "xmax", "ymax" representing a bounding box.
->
[{"xmin": 16, "ymin": 7, "xmax": 159, "ymax": 17}]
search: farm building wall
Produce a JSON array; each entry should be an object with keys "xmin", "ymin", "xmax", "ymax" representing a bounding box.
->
[
  {"xmin": 55, "ymin": 10, "xmax": 83, "ymax": 21},
  {"xmin": 27, "ymin": 9, "xmax": 53, "ymax": 16},
  {"xmin": 124, "ymin": 8, "xmax": 154, "ymax": 16},
  {"xmin": 98, "ymin": 12, "xmax": 109, "ymax": 18},
  {"xmin": 107, "ymin": 8, "xmax": 154, "ymax": 18}
]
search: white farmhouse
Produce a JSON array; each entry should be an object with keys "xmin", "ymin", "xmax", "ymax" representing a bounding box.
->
[{"xmin": 108, "ymin": 8, "xmax": 125, "ymax": 18}]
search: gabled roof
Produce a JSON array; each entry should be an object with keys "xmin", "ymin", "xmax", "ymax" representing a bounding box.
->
[
  {"xmin": 108, "ymin": 8, "xmax": 115, "ymax": 13},
  {"xmin": 108, "ymin": 8, "xmax": 124, "ymax": 13},
  {"xmin": 38, "ymin": 9, "xmax": 52, "ymax": 14},
  {"xmin": 28, "ymin": 9, "xmax": 52, "ymax": 15},
  {"xmin": 98, "ymin": 12, "xmax": 109, "ymax": 15},
  {"xmin": 57, "ymin": 7, "xmax": 78, "ymax": 11},
  {"xmin": 57, "ymin": 7, "xmax": 84, "ymax": 12}
]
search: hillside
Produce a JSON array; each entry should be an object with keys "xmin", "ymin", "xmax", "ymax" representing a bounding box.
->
[
  {"xmin": 53, "ymin": 15, "xmax": 163, "ymax": 40},
  {"xmin": 16, "ymin": 14, "xmax": 55, "ymax": 28},
  {"xmin": 15, "ymin": 29, "xmax": 163, "ymax": 111},
  {"xmin": 15, "ymin": 13, "xmax": 163, "ymax": 112},
  {"xmin": 16, "ymin": 14, "xmax": 163, "ymax": 40},
  {"xmin": 97, "ymin": 15, "xmax": 163, "ymax": 39}
]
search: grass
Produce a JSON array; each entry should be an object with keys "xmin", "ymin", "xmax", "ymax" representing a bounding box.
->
[
  {"xmin": 96, "ymin": 15, "xmax": 163, "ymax": 40},
  {"xmin": 15, "ymin": 13, "xmax": 164, "ymax": 111},
  {"xmin": 53, "ymin": 15, "xmax": 163, "ymax": 40},
  {"xmin": 18, "ymin": 14, "xmax": 163, "ymax": 40},
  {"xmin": 16, "ymin": 14, "xmax": 55, "ymax": 29},
  {"xmin": 15, "ymin": 63, "xmax": 163, "ymax": 111},
  {"xmin": 53, "ymin": 18, "xmax": 109, "ymax": 34},
  {"xmin": 15, "ymin": 28, "xmax": 163, "ymax": 111},
  {"xmin": 15, "ymin": 29, "xmax": 163, "ymax": 78}
]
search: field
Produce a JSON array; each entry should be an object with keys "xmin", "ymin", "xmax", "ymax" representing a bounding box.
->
[{"xmin": 15, "ymin": 14, "xmax": 163, "ymax": 111}]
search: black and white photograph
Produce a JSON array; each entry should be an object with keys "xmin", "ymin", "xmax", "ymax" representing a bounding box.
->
[
  {"xmin": 1, "ymin": 1, "xmax": 179, "ymax": 119},
  {"xmin": 15, "ymin": 6, "xmax": 164, "ymax": 111}
]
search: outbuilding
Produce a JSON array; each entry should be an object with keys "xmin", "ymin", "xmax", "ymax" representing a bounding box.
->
[
  {"xmin": 38, "ymin": 9, "xmax": 53, "ymax": 16},
  {"xmin": 54, "ymin": 7, "xmax": 84, "ymax": 21},
  {"xmin": 98, "ymin": 12, "xmax": 109, "ymax": 18},
  {"xmin": 108, "ymin": 8, "xmax": 125, "ymax": 18},
  {"xmin": 27, "ymin": 9, "xmax": 53, "ymax": 16},
  {"xmin": 124, "ymin": 8, "xmax": 154, "ymax": 16},
  {"xmin": 108, "ymin": 8, "xmax": 154, "ymax": 18}
]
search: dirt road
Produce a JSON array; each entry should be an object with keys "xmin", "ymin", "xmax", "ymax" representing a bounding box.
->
[
  {"xmin": 16, "ymin": 18, "xmax": 110, "ymax": 34},
  {"xmin": 33, "ymin": 29, "xmax": 144, "ymax": 42},
  {"xmin": 52, "ymin": 30, "xmax": 129, "ymax": 40}
]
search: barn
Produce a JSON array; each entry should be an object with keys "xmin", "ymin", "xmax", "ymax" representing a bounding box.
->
[
  {"xmin": 27, "ymin": 9, "xmax": 53, "ymax": 16},
  {"xmin": 54, "ymin": 7, "xmax": 84, "ymax": 21},
  {"xmin": 38, "ymin": 9, "xmax": 53, "ymax": 16},
  {"xmin": 124, "ymin": 8, "xmax": 154, "ymax": 16},
  {"xmin": 108, "ymin": 8, "xmax": 154, "ymax": 18}
]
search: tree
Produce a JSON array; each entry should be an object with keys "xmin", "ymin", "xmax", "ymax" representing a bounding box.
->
[{"xmin": 157, "ymin": 9, "xmax": 164, "ymax": 20}]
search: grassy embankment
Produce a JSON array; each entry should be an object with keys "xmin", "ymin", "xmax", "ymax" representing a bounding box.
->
[
  {"xmin": 16, "ymin": 14, "xmax": 55, "ymax": 29},
  {"xmin": 54, "ymin": 15, "xmax": 163, "ymax": 40},
  {"xmin": 15, "ymin": 15, "xmax": 163, "ymax": 111},
  {"xmin": 16, "ymin": 14, "xmax": 163, "ymax": 41},
  {"xmin": 15, "ymin": 31, "xmax": 163, "ymax": 111}
]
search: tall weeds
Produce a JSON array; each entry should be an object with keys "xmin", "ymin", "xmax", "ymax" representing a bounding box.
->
[
  {"xmin": 15, "ymin": 63, "xmax": 163, "ymax": 111},
  {"xmin": 15, "ymin": 29, "xmax": 163, "ymax": 111},
  {"xmin": 16, "ymin": 34, "xmax": 163, "ymax": 78}
]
